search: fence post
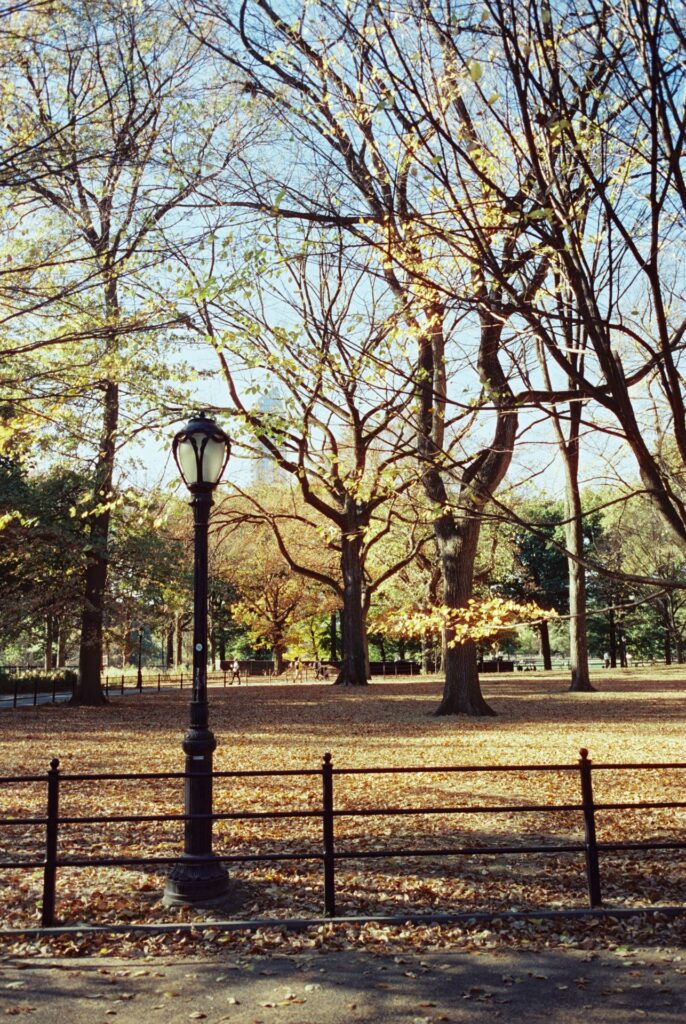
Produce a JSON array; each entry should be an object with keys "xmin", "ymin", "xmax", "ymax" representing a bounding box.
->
[
  {"xmin": 120, "ymin": 674, "xmax": 124, "ymax": 696},
  {"xmin": 41, "ymin": 758, "xmax": 60, "ymax": 927},
  {"xmin": 13, "ymin": 677, "xmax": 18, "ymax": 708},
  {"xmin": 52, "ymin": 675, "xmax": 56, "ymax": 703},
  {"xmin": 33, "ymin": 677, "xmax": 38, "ymax": 706},
  {"xmin": 157, "ymin": 673, "xmax": 161, "ymax": 692},
  {"xmin": 578, "ymin": 748, "xmax": 602, "ymax": 908},
  {"xmin": 322, "ymin": 751, "xmax": 336, "ymax": 916}
]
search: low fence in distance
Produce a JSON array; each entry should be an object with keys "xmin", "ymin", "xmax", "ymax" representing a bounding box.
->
[{"xmin": 0, "ymin": 750, "xmax": 685, "ymax": 930}]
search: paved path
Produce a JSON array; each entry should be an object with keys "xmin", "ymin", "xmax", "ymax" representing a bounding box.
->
[{"xmin": 1, "ymin": 948, "xmax": 684, "ymax": 1023}]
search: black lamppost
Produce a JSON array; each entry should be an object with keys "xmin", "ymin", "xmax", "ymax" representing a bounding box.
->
[
  {"xmin": 136, "ymin": 628, "xmax": 143, "ymax": 691},
  {"xmin": 164, "ymin": 411, "xmax": 230, "ymax": 906}
]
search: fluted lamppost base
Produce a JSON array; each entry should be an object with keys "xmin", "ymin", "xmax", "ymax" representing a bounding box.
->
[
  {"xmin": 163, "ymin": 856, "xmax": 229, "ymax": 907},
  {"xmin": 163, "ymin": 720, "xmax": 229, "ymax": 907}
]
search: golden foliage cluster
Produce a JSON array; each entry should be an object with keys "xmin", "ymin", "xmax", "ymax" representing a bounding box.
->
[{"xmin": 373, "ymin": 598, "xmax": 558, "ymax": 646}]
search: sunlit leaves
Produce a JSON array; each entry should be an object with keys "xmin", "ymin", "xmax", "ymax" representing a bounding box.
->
[{"xmin": 373, "ymin": 597, "xmax": 557, "ymax": 647}]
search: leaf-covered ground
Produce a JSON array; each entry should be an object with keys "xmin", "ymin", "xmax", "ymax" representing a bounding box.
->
[{"xmin": 1, "ymin": 669, "xmax": 685, "ymax": 958}]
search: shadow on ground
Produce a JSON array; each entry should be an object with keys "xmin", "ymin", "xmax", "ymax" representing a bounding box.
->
[{"xmin": 0, "ymin": 946, "xmax": 684, "ymax": 1023}]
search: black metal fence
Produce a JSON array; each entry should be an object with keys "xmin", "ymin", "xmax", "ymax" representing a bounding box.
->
[
  {"xmin": 1, "ymin": 750, "xmax": 685, "ymax": 930},
  {"xmin": 1, "ymin": 666, "xmax": 305, "ymax": 708}
]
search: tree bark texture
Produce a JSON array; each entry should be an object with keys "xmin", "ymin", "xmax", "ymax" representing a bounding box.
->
[
  {"xmin": 334, "ymin": 523, "xmax": 368, "ymax": 685},
  {"xmin": 433, "ymin": 517, "xmax": 496, "ymax": 716},
  {"xmin": 73, "ymin": 377, "xmax": 118, "ymax": 705}
]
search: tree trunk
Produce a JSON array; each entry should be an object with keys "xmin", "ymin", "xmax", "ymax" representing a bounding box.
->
[
  {"xmin": 362, "ymin": 593, "xmax": 372, "ymax": 679},
  {"xmin": 414, "ymin": 309, "xmax": 513, "ymax": 716},
  {"xmin": 562, "ymin": 403, "xmax": 594, "ymax": 693},
  {"xmin": 175, "ymin": 614, "xmax": 184, "ymax": 667},
  {"xmin": 166, "ymin": 624, "xmax": 174, "ymax": 669},
  {"xmin": 56, "ymin": 619, "xmax": 67, "ymax": 668},
  {"xmin": 209, "ymin": 625, "xmax": 216, "ymax": 671},
  {"xmin": 538, "ymin": 620, "xmax": 552, "ymax": 670},
  {"xmin": 421, "ymin": 639, "xmax": 432, "ymax": 674},
  {"xmin": 664, "ymin": 628, "xmax": 672, "ymax": 665},
  {"xmin": 434, "ymin": 519, "xmax": 496, "ymax": 716},
  {"xmin": 608, "ymin": 606, "xmax": 617, "ymax": 667},
  {"xmin": 274, "ymin": 645, "xmax": 284, "ymax": 674},
  {"xmin": 45, "ymin": 616, "xmax": 55, "ymax": 672},
  {"xmin": 334, "ymin": 522, "xmax": 368, "ymax": 685},
  {"xmin": 329, "ymin": 612, "xmax": 338, "ymax": 661},
  {"xmin": 566, "ymin": 501, "xmax": 594, "ymax": 691},
  {"xmin": 676, "ymin": 636, "xmax": 684, "ymax": 664},
  {"xmin": 73, "ymin": 377, "xmax": 118, "ymax": 706},
  {"xmin": 122, "ymin": 633, "xmax": 132, "ymax": 667}
]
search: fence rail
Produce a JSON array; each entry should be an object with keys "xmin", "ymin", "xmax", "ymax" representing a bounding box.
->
[
  {"xmin": 1, "ymin": 667, "xmax": 286, "ymax": 708},
  {"xmin": 0, "ymin": 750, "xmax": 685, "ymax": 929}
]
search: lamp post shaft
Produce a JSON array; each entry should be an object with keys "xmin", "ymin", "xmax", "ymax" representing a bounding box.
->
[
  {"xmin": 192, "ymin": 491, "xmax": 211, "ymax": 714},
  {"xmin": 164, "ymin": 488, "xmax": 228, "ymax": 905}
]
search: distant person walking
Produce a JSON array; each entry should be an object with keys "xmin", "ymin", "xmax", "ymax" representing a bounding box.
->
[
  {"xmin": 230, "ymin": 658, "xmax": 241, "ymax": 685},
  {"xmin": 292, "ymin": 657, "xmax": 303, "ymax": 683},
  {"xmin": 603, "ymin": 651, "xmax": 610, "ymax": 669}
]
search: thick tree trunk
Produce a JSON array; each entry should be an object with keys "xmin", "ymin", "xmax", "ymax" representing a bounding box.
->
[
  {"xmin": 274, "ymin": 645, "xmax": 284, "ymax": 675},
  {"xmin": 434, "ymin": 519, "xmax": 496, "ymax": 716},
  {"xmin": 73, "ymin": 378, "xmax": 118, "ymax": 706},
  {"xmin": 538, "ymin": 620, "xmax": 552, "ymax": 670},
  {"xmin": 334, "ymin": 523, "xmax": 368, "ymax": 685}
]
